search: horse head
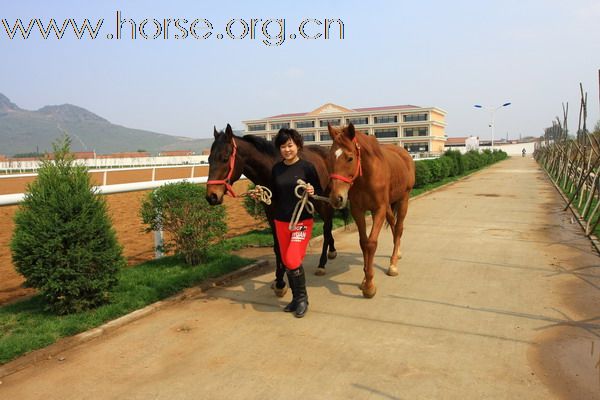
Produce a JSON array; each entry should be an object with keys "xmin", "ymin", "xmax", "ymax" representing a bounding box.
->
[
  {"xmin": 206, "ymin": 123, "xmax": 242, "ymax": 205},
  {"xmin": 327, "ymin": 123, "xmax": 362, "ymax": 209}
]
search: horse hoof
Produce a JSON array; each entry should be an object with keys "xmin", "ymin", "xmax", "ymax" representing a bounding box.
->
[
  {"xmin": 314, "ymin": 267, "xmax": 326, "ymax": 276},
  {"xmin": 359, "ymin": 279, "xmax": 366, "ymax": 290},
  {"xmin": 271, "ymin": 282, "xmax": 288, "ymax": 297},
  {"xmin": 327, "ymin": 250, "xmax": 337, "ymax": 260},
  {"xmin": 362, "ymin": 285, "xmax": 377, "ymax": 298},
  {"xmin": 387, "ymin": 265, "xmax": 398, "ymax": 276}
]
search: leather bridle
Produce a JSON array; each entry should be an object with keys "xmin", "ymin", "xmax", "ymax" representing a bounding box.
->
[
  {"xmin": 207, "ymin": 138, "xmax": 238, "ymax": 197},
  {"xmin": 330, "ymin": 137, "xmax": 363, "ymax": 185}
]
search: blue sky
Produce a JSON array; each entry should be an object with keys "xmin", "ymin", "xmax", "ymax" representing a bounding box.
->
[{"xmin": 1, "ymin": 0, "xmax": 599, "ymax": 140}]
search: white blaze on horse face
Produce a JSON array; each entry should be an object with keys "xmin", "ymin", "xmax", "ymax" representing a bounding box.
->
[{"xmin": 335, "ymin": 148, "xmax": 343, "ymax": 159}]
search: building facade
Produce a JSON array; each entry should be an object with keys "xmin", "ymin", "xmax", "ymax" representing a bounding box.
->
[{"xmin": 242, "ymin": 103, "xmax": 447, "ymax": 155}]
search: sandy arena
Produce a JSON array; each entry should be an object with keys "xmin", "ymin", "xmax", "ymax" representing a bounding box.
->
[{"xmin": 0, "ymin": 167, "xmax": 266, "ymax": 305}]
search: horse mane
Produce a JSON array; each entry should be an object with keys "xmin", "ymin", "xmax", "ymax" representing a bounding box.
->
[
  {"xmin": 304, "ymin": 144, "xmax": 328, "ymax": 158},
  {"xmin": 355, "ymin": 130, "xmax": 384, "ymax": 158},
  {"xmin": 241, "ymin": 134, "xmax": 278, "ymax": 157}
]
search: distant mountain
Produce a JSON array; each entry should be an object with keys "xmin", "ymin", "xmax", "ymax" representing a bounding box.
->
[{"xmin": 0, "ymin": 93, "xmax": 214, "ymax": 156}]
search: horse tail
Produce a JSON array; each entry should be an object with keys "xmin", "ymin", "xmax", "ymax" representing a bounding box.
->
[
  {"xmin": 337, "ymin": 205, "xmax": 351, "ymax": 227},
  {"xmin": 385, "ymin": 201, "xmax": 402, "ymax": 229}
]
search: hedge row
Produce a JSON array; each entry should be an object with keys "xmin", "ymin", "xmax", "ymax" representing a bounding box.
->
[{"xmin": 415, "ymin": 149, "xmax": 508, "ymax": 188}]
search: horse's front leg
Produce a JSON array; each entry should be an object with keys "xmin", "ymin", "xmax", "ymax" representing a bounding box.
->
[
  {"xmin": 361, "ymin": 207, "xmax": 387, "ymax": 298},
  {"xmin": 350, "ymin": 206, "xmax": 375, "ymax": 297}
]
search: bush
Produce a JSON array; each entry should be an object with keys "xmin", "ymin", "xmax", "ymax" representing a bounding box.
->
[
  {"xmin": 481, "ymin": 149, "xmax": 493, "ymax": 165},
  {"xmin": 439, "ymin": 156, "xmax": 455, "ymax": 177},
  {"xmin": 414, "ymin": 161, "xmax": 432, "ymax": 188},
  {"xmin": 242, "ymin": 183, "xmax": 268, "ymax": 222},
  {"xmin": 140, "ymin": 182, "xmax": 226, "ymax": 266},
  {"xmin": 11, "ymin": 136, "xmax": 125, "ymax": 315},
  {"xmin": 444, "ymin": 149, "xmax": 464, "ymax": 175},
  {"xmin": 424, "ymin": 159, "xmax": 443, "ymax": 182},
  {"xmin": 492, "ymin": 149, "xmax": 507, "ymax": 162},
  {"xmin": 463, "ymin": 150, "xmax": 483, "ymax": 170}
]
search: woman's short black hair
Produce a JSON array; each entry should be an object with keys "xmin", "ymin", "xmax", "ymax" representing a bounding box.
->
[{"xmin": 274, "ymin": 128, "xmax": 303, "ymax": 149}]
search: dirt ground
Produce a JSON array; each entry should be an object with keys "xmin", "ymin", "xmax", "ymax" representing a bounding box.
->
[{"xmin": 0, "ymin": 174, "xmax": 266, "ymax": 305}]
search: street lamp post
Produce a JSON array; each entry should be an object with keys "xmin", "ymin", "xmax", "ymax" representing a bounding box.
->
[{"xmin": 474, "ymin": 102, "xmax": 511, "ymax": 149}]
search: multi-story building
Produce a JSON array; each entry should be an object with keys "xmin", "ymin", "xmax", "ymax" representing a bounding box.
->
[{"xmin": 242, "ymin": 103, "xmax": 447, "ymax": 155}]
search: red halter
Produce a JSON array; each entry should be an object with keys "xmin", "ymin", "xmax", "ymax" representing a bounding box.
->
[
  {"xmin": 329, "ymin": 137, "xmax": 363, "ymax": 185},
  {"xmin": 207, "ymin": 138, "xmax": 238, "ymax": 197}
]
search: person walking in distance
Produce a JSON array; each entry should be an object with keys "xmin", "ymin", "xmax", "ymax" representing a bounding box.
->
[{"xmin": 265, "ymin": 128, "xmax": 323, "ymax": 318}]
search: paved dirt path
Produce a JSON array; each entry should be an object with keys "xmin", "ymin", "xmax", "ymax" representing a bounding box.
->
[{"xmin": 1, "ymin": 157, "xmax": 599, "ymax": 399}]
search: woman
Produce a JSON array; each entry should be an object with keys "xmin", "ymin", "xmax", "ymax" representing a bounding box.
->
[{"xmin": 269, "ymin": 128, "xmax": 323, "ymax": 318}]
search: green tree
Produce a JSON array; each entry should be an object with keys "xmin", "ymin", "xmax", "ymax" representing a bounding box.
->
[
  {"xmin": 11, "ymin": 136, "xmax": 125, "ymax": 314},
  {"xmin": 140, "ymin": 182, "xmax": 226, "ymax": 265}
]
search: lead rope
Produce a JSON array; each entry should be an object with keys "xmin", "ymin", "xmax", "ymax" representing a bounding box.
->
[
  {"xmin": 289, "ymin": 179, "xmax": 333, "ymax": 230},
  {"xmin": 250, "ymin": 180, "xmax": 330, "ymax": 231},
  {"xmin": 245, "ymin": 185, "xmax": 272, "ymax": 205},
  {"xmin": 289, "ymin": 179, "xmax": 315, "ymax": 231}
]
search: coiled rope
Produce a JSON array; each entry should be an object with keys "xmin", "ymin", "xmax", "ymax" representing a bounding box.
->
[{"xmin": 244, "ymin": 185, "xmax": 272, "ymax": 205}]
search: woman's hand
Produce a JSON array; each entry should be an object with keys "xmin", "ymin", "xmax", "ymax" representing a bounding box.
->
[{"xmin": 306, "ymin": 184, "xmax": 315, "ymax": 196}]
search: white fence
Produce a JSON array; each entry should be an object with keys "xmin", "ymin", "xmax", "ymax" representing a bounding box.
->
[
  {"xmin": 0, "ymin": 155, "xmax": 210, "ymax": 174},
  {"xmin": 0, "ymin": 164, "xmax": 211, "ymax": 204},
  {"xmin": 0, "ymin": 171, "xmax": 248, "ymax": 259}
]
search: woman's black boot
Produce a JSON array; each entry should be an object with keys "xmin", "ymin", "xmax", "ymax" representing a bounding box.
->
[{"xmin": 286, "ymin": 266, "xmax": 308, "ymax": 318}]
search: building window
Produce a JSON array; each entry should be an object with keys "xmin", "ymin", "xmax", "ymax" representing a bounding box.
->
[
  {"xmin": 374, "ymin": 114, "xmax": 397, "ymax": 124},
  {"xmin": 403, "ymin": 113, "xmax": 428, "ymax": 122},
  {"xmin": 271, "ymin": 122, "xmax": 290, "ymax": 130},
  {"xmin": 418, "ymin": 127, "xmax": 428, "ymax": 136},
  {"xmin": 374, "ymin": 128, "xmax": 398, "ymax": 138},
  {"xmin": 320, "ymin": 132, "xmax": 332, "ymax": 141},
  {"xmin": 404, "ymin": 143, "xmax": 429, "ymax": 153},
  {"xmin": 319, "ymin": 118, "xmax": 341, "ymax": 127},
  {"xmin": 346, "ymin": 116, "xmax": 369, "ymax": 125},
  {"xmin": 303, "ymin": 133, "xmax": 315, "ymax": 142},
  {"xmin": 248, "ymin": 124, "xmax": 266, "ymax": 131},
  {"xmin": 404, "ymin": 128, "xmax": 414, "ymax": 137},
  {"xmin": 295, "ymin": 120, "xmax": 315, "ymax": 129}
]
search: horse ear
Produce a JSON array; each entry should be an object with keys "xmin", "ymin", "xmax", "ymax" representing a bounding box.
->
[
  {"xmin": 328, "ymin": 123, "xmax": 340, "ymax": 141},
  {"xmin": 213, "ymin": 126, "xmax": 219, "ymax": 138},
  {"xmin": 225, "ymin": 123, "xmax": 234, "ymax": 141},
  {"xmin": 346, "ymin": 123, "xmax": 356, "ymax": 140}
]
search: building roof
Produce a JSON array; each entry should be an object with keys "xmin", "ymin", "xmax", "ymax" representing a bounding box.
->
[
  {"xmin": 265, "ymin": 103, "xmax": 421, "ymax": 119},
  {"xmin": 445, "ymin": 137, "xmax": 468, "ymax": 145},
  {"xmin": 353, "ymin": 105, "xmax": 419, "ymax": 112}
]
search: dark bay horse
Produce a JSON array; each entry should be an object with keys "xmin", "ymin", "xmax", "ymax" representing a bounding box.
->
[
  {"xmin": 206, "ymin": 124, "xmax": 338, "ymax": 296},
  {"xmin": 327, "ymin": 123, "xmax": 415, "ymax": 298}
]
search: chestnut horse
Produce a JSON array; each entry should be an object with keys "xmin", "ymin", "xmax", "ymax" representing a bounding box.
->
[
  {"xmin": 206, "ymin": 124, "xmax": 339, "ymax": 296},
  {"xmin": 327, "ymin": 123, "xmax": 415, "ymax": 298}
]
